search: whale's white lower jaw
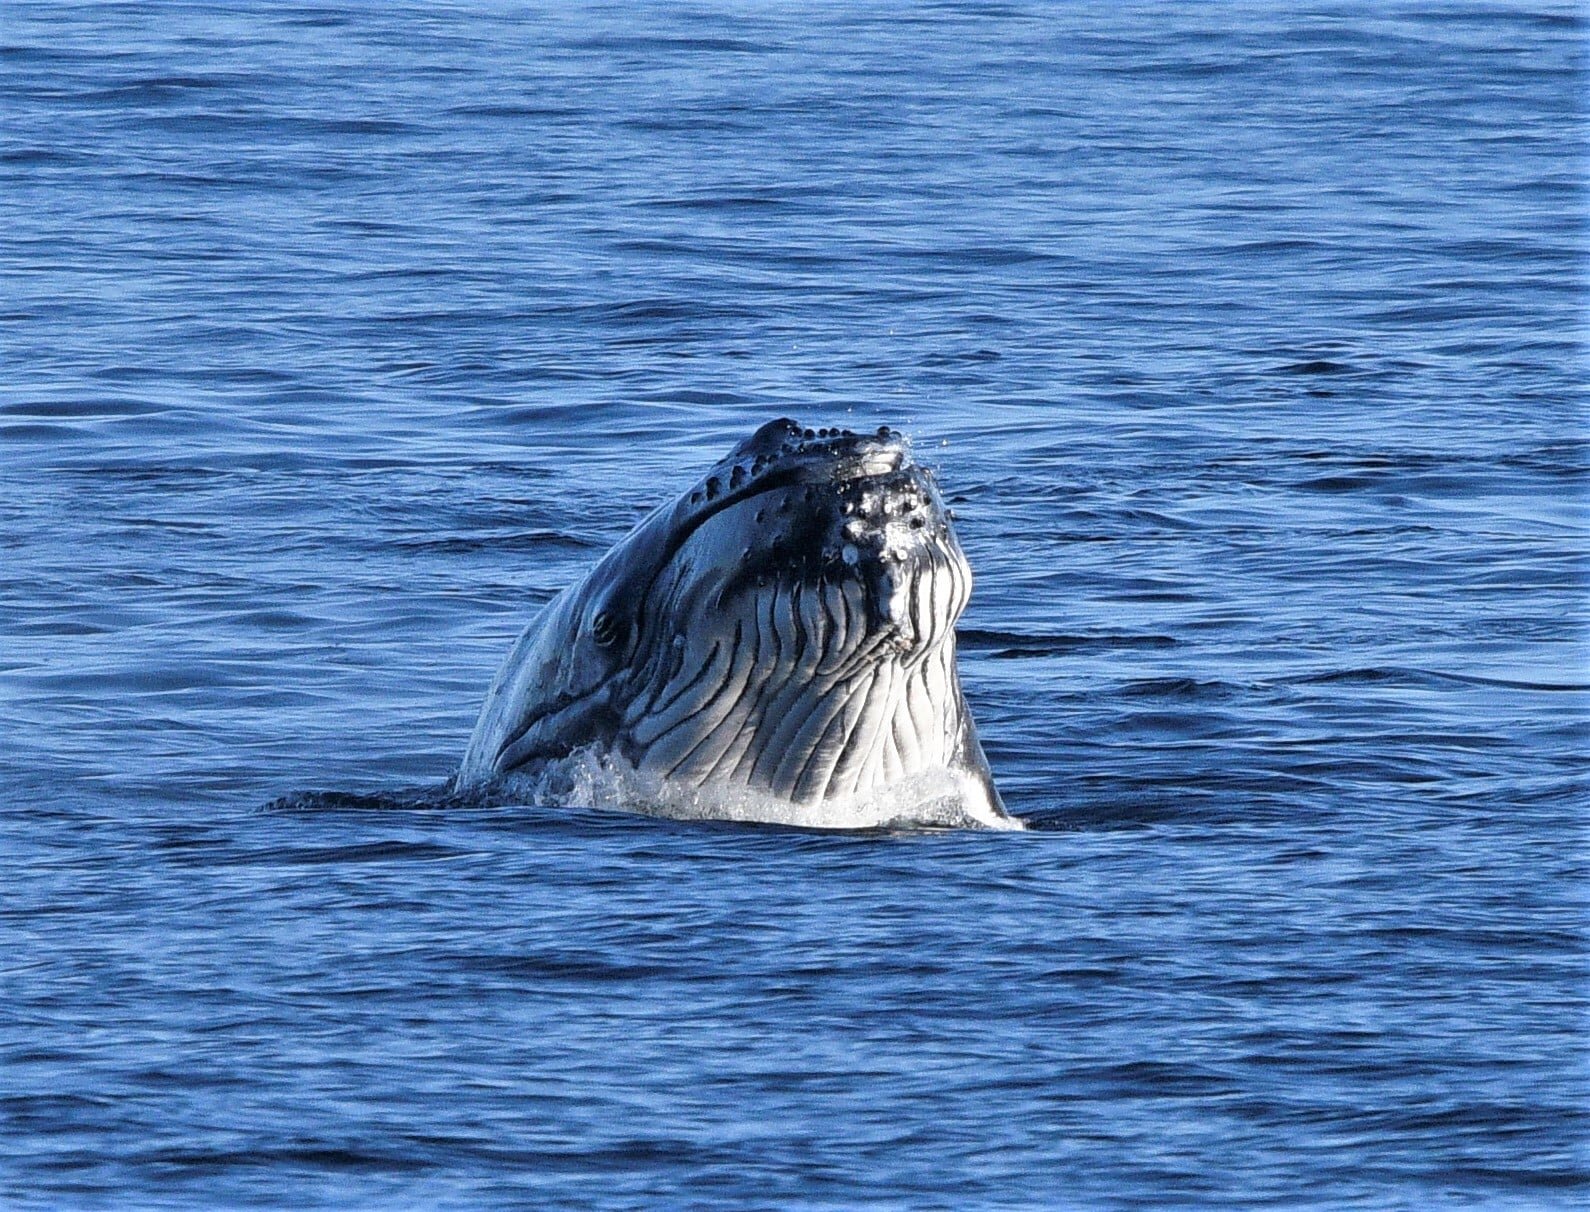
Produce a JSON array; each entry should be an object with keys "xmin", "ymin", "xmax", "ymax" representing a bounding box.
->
[{"xmin": 492, "ymin": 747, "xmax": 1023, "ymax": 832}]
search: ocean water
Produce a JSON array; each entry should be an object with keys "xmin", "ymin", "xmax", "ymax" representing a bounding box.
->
[{"xmin": 3, "ymin": 1, "xmax": 1586, "ymax": 1207}]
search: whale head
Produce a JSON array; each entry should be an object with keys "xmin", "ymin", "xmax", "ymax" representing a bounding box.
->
[{"xmin": 459, "ymin": 418, "xmax": 1009, "ymax": 828}]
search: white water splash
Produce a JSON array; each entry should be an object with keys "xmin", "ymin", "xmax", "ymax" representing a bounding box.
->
[{"xmin": 501, "ymin": 748, "xmax": 1024, "ymax": 832}]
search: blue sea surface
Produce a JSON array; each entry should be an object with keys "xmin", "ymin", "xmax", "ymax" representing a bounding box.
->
[{"xmin": 3, "ymin": 2, "xmax": 1586, "ymax": 1207}]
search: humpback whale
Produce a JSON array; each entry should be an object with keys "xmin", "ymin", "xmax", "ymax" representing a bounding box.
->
[{"xmin": 457, "ymin": 418, "xmax": 1016, "ymax": 830}]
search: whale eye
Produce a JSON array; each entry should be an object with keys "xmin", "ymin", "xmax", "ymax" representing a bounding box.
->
[{"xmin": 591, "ymin": 610, "xmax": 622, "ymax": 648}]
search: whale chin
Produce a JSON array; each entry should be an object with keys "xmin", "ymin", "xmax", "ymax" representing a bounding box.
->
[{"xmin": 457, "ymin": 418, "xmax": 1015, "ymax": 830}]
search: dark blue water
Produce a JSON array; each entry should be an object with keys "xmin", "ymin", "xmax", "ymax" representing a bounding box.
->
[{"xmin": 4, "ymin": 2, "xmax": 1586, "ymax": 1207}]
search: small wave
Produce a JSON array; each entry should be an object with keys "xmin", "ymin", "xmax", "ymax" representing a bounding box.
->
[
  {"xmin": 1290, "ymin": 666, "xmax": 1589, "ymax": 693},
  {"xmin": 1276, "ymin": 358, "xmax": 1354, "ymax": 375},
  {"xmin": 1116, "ymin": 676, "xmax": 1243, "ymax": 700},
  {"xmin": 566, "ymin": 35, "xmax": 775, "ymax": 55},
  {"xmin": 392, "ymin": 529, "xmax": 598, "ymax": 554},
  {"xmin": 257, "ymin": 840, "xmax": 469, "ymax": 866},
  {"xmin": 143, "ymin": 1145, "xmax": 432, "ymax": 1175},
  {"xmin": 266, "ymin": 787, "xmax": 449, "ymax": 814},
  {"xmin": 957, "ymin": 628, "xmax": 1177, "ymax": 657}
]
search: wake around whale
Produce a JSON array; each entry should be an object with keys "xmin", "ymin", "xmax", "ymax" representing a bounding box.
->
[{"xmin": 456, "ymin": 418, "xmax": 1018, "ymax": 830}]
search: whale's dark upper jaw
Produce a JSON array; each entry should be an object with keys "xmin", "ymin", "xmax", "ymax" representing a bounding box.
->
[
  {"xmin": 732, "ymin": 417, "xmax": 906, "ymax": 467},
  {"xmin": 569, "ymin": 419, "xmax": 927, "ymax": 650},
  {"xmin": 680, "ymin": 418, "xmax": 915, "ymax": 524}
]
